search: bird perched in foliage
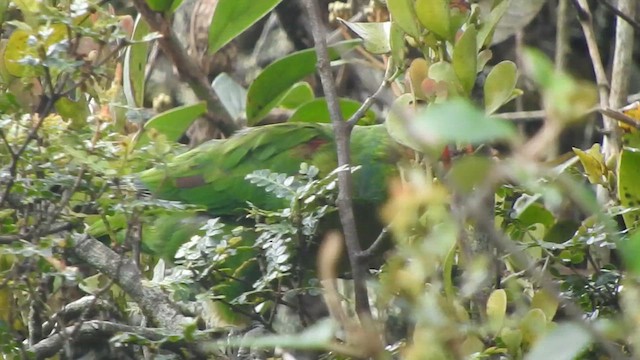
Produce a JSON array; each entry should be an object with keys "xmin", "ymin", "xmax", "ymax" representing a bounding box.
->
[{"xmin": 137, "ymin": 122, "xmax": 407, "ymax": 218}]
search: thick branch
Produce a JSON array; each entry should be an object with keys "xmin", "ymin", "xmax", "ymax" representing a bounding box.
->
[
  {"xmin": 301, "ymin": 0, "xmax": 371, "ymax": 317},
  {"xmin": 71, "ymin": 235, "xmax": 191, "ymax": 329},
  {"xmin": 130, "ymin": 0, "xmax": 238, "ymax": 137},
  {"xmin": 30, "ymin": 320, "xmax": 173, "ymax": 358}
]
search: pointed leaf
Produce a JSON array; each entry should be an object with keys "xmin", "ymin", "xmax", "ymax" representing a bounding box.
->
[
  {"xmin": 340, "ymin": 20, "xmax": 391, "ymax": 54},
  {"xmin": 208, "ymin": 0, "xmax": 282, "ymax": 55},
  {"xmin": 452, "ymin": 25, "xmax": 477, "ymax": 95},
  {"xmin": 279, "ymin": 82, "xmax": 314, "ymax": 110},
  {"xmin": 123, "ymin": 15, "xmax": 150, "ymax": 107},
  {"xmin": 415, "ymin": 0, "xmax": 450, "ymax": 40},
  {"xmin": 136, "ymin": 102, "xmax": 206, "ymax": 147},
  {"xmin": 484, "ymin": 60, "xmax": 518, "ymax": 114},
  {"xmin": 477, "ymin": 0, "xmax": 510, "ymax": 49},
  {"xmin": 288, "ymin": 98, "xmax": 375, "ymax": 125},
  {"xmin": 246, "ymin": 40, "xmax": 359, "ymax": 124},
  {"xmin": 387, "ymin": 0, "xmax": 421, "ymax": 38}
]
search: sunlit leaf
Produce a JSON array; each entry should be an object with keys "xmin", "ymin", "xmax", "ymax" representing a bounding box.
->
[
  {"xmin": 208, "ymin": 0, "xmax": 282, "ymax": 55},
  {"xmin": 484, "ymin": 61, "xmax": 518, "ymax": 114}
]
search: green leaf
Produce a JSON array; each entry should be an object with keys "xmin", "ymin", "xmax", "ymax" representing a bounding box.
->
[
  {"xmin": 213, "ymin": 319, "xmax": 336, "ymax": 350},
  {"xmin": 245, "ymin": 40, "xmax": 360, "ymax": 124},
  {"xmin": 620, "ymin": 230, "xmax": 640, "ymax": 275},
  {"xmin": 484, "ymin": 61, "xmax": 518, "ymax": 114},
  {"xmin": 389, "ymin": 22, "xmax": 406, "ymax": 67},
  {"xmin": 531, "ymin": 290, "xmax": 559, "ymax": 320},
  {"xmin": 123, "ymin": 15, "xmax": 150, "ymax": 108},
  {"xmin": 523, "ymin": 48, "xmax": 597, "ymax": 123},
  {"xmin": 211, "ymin": 72, "xmax": 247, "ymax": 121},
  {"xmin": 500, "ymin": 328, "xmax": 523, "ymax": 356},
  {"xmin": 55, "ymin": 97, "xmax": 90, "ymax": 129},
  {"xmin": 573, "ymin": 144, "xmax": 607, "ymax": 185},
  {"xmin": 520, "ymin": 308, "xmax": 548, "ymax": 345},
  {"xmin": 428, "ymin": 61, "xmax": 460, "ymax": 99},
  {"xmin": 452, "ymin": 25, "xmax": 477, "ymax": 95},
  {"xmin": 524, "ymin": 322, "xmax": 591, "ymax": 360},
  {"xmin": 411, "ymin": 99, "xmax": 517, "ymax": 146},
  {"xmin": 288, "ymin": 98, "xmax": 376, "ymax": 125},
  {"xmin": 448, "ymin": 156, "xmax": 493, "ymax": 195},
  {"xmin": 618, "ymin": 148, "xmax": 640, "ymax": 231},
  {"xmin": 415, "ymin": 0, "xmax": 450, "ymax": 40},
  {"xmin": 135, "ymin": 102, "xmax": 206, "ymax": 147},
  {"xmin": 385, "ymin": 93, "xmax": 423, "ymax": 152},
  {"xmin": 339, "ymin": 20, "xmax": 391, "ymax": 54},
  {"xmin": 386, "ymin": 0, "xmax": 421, "ymax": 38},
  {"xmin": 208, "ymin": 0, "xmax": 282, "ymax": 55},
  {"xmin": 146, "ymin": 0, "xmax": 173, "ymax": 12},
  {"xmin": 477, "ymin": 0, "xmax": 510, "ymax": 50},
  {"xmin": 486, "ymin": 289, "xmax": 507, "ymax": 333},
  {"xmin": 279, "ymin": 82, "xmax": 315, "ymax": 110}
]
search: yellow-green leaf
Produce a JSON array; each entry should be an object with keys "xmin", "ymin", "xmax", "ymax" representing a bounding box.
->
[
  {"xmin": 387, "ymin": 0, "xmax": 421, "ymax": 39},
  {"xmin": 484, "ymin": 61, "xmax": 518, "ymax": 114},
  {"xmin": 452, "ymin": 25, "xmax": 478, "ymax": 95},
  {"xmin": 415, "ymin": 0, "xmax": 450, "ymax": 40},
  {"xmin": 531, "ymin": 290, "xmax": 559, "ymax": 321},
  {"xmin": 486, "ymin": 289, "xmax": 507, "ymax": 333}
]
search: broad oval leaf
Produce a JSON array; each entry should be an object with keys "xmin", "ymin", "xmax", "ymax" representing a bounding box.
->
[
  {"xmin": 246, "ymin": 40, "xmax": 360, "ymax": 124},
  {"xmin": 208, "ymin": 0, "xmax": 282, "ymax": 55},
  {"xmin": 288, "ymin": 98, "xmax": 376, "ymax": 125},
  {"xmin": 415, "ymin": 0, "xmax": 450, "ymax": 40},
  {"xmin": 339, "ymin": 20, "xmax": 391, "ymax": 54},
  {"xmin": 486, "ymin": 289, "xmax": 507, "ymax": 333},
  {"xmin": 520, "ymin": 308, "xmax": 548, "ymax": 345},
  {"xmin": 135, "ymin": 102, "xmax": 206, "ymax": 147},
  {"xmin": 452, "ymin": 25, "xmax": 477, "ymax": 95},
  {"xmin": 385, "ymin": 93, "xmax": 423, "ymax": 152},
  {"xmin": 484, "ymin": 60, "xmax": 518, "ymax": 114},
  {"xmin": 524, "ymin": 322, "xmax": 591, "ymax": 360},
  {"xmin": 386, "ymin": 0, "xmax": 421, "ymax": 39},
  {"xmin": 531, "ymin": 290, "xmax": 559, "ymax": 321},
  {"xmin": 411, "ymin": 98, "xmax": 517, "ymax": 146}
]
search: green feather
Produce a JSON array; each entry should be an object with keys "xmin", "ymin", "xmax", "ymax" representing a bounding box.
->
[{"xmin": 137, "ymin": 123, "xmax": 407, "ymax": 216}]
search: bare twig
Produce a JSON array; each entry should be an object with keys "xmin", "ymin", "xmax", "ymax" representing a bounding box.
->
[
  {"xmin": 301, "ymin": 0, "xmax": 372, "ymax": 318},
  {"xmin": 130, "ymin": 0, "xmax": 237, "ymax": 137}
]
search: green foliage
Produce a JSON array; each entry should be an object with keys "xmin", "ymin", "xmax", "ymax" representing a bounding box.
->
[{"xmin": 1, "ymin": 0, "xmax": 639, "ymax": 358}]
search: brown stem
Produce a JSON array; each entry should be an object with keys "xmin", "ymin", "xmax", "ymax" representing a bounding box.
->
[{"xmin": 301, "ymin": 0, "xmax": 371, "ymax": 318}]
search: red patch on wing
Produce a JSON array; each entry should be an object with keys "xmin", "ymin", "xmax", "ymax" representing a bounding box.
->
[
  {"xmin": 175, "ymin": 175, "xmax": 206, "ymax": 188},
  {"xmin": 298, "ymin": 138, "xmax": 329, "ymax": 157}
]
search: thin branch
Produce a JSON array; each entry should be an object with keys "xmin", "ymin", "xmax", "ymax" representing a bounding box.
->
[
  {"xmin": 358, "ymin": 227, "xmax": 389, "ymax": 260},
  {"xmin": 595, "ymin": 0, "xmax": 640, "ymax": 32},
  {"xmin": 346, "ymin": 64, "xmax": 394, "ymax": 128},
  {"xmin": 301, "ymin": 0, "xmax": 371, "ymax": 318},
  {"xmin": 30, "ymin": 320, "xmax": 189, "ymax": 358},
  {"xmin": 130, "ymin": 0, "xmax": 238, "ymax": 137}
]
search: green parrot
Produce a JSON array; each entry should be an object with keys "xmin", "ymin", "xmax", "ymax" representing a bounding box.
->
[
  {"xmin": 137, "ymin": 122, "xmax": 408, "ymax": 218},
  {"xmin": 88, "ymin": 122, "xmax": 410, "ymax": 326}
]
